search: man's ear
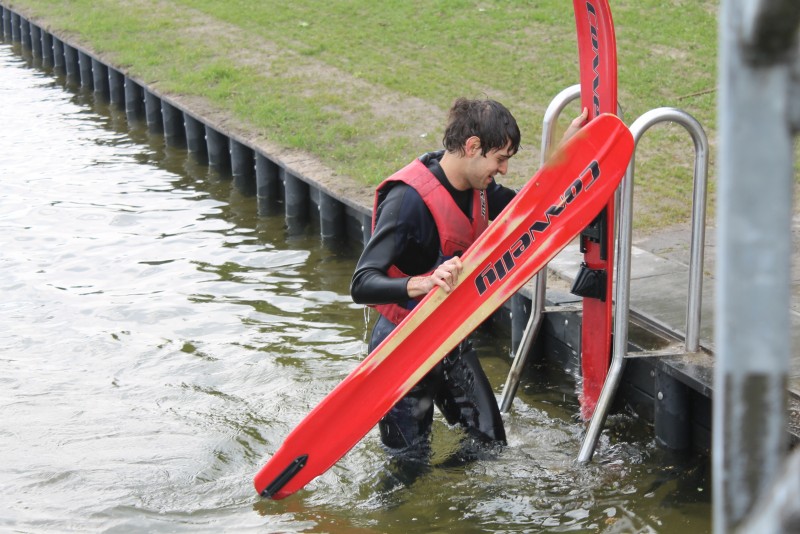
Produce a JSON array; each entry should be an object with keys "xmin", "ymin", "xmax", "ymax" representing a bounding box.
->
[{"xmin": 465, "ymin": 136, "xmax": 481, "ymax": 156}]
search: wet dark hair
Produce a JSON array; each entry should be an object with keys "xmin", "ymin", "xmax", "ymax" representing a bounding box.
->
[{"xmin": 442, "ymin": 98, "xmax": 521, "ymax": 157}]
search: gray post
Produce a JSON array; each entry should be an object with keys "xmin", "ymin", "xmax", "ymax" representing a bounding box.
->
[
  {"xmin": 144, "ymin": 91, "xmax": 163, "ymax": 134},
  {"xmin": 77, "ymin": 51, "xmax": 93, "ymax": 90},
  {"xmin": 283, "ymin": 169, "xmax": 309, "ymax": 234},
  {"xmin": 40, "ymin": 29, "xmax": 53, "ymax": 66},
  {"xmin": 161, "ymin": 100, "xmax": 186, "ymax": 148},
  {"xmin": 108, "ymin": 68, "xmax": 125, "ymax": 107},
  {"xmin": 255, "ymin": 153, "xmax": 280, "ymax": 215},
  {"xmin": 63, "ymin": 44, "xmax": 79, "ymax": 83},
  {"xmin": 10, "ymin": 12, "xmax": 19, "ymax": 42},
  {"xmin": 230, "ymin": 140, "xmax": 256, "ymax": 196},
  {"xmin": 29, "ymin": 24, "xmax": 41, "ymax": 58},
  {"xmin": 714, "ymin": 1, "xmax": 799, "ymax": 532},
  {"xmin": 184, "ymin": 113, "xmax": 208, "ymax": 162},
  {"xmin": 654, "ymin": 369, "xmax": 691, "ymax": 452},
  {"xmin": 205, "ymin": 126, "xmax": 231, "ymax": 173},
  {"xmin": 1, "ymin": 8, "xmax": 8, "ymax": 41},
  {"xmin": 124, "ymin": 78, "xmax": 145, "ymax": 123},
  {"xmin": 52, "ymin": 37, "xmax": 64, "ymax": 71},
  {"xmin": 319, "ymin": 190, "xmax": 345, "ymax": 243},
  {"xmin": 19, "ymin": 16, "xmax": 29, "ymax": 49},
  {"xmin": 91, "ymin": 58, "xmax": 109, "ymax": 99}
]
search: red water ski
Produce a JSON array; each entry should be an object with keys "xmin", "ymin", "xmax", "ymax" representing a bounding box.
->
[
  {"xmin": 254, "ymin": 114, "xmax": 634, "ymax": 500},
  {"xmin": 573, "ymin": 0, "xmax": 618, "ymax": 420}
]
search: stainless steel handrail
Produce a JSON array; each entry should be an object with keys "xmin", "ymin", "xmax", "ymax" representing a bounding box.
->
[
  {"xmin": 577, "ymin": 107, "xmax": 709, "ymax": 463},
  {"xmin": 499, "ymin": 84, "xmax": 581, "ymax": 412}
]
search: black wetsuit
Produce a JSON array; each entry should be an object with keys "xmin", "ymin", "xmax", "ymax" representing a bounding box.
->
[{"xmin": 351, "ymin": 150, "xmax": 515, "ymax": 453}]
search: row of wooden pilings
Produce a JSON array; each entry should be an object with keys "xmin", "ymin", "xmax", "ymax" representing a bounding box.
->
[{"xmin": 0, "ymin": 4, "xmax": 374, "ymax": 249}]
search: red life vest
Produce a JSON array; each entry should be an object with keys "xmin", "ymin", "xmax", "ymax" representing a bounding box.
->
[{"xmin": 372, "ymin": 159, "xmax": 488, "ymax": 325}]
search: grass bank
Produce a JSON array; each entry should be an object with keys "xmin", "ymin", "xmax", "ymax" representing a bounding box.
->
[{"xmin": 6, "ymin": 0, "xmax": 720, "ymax": 232}]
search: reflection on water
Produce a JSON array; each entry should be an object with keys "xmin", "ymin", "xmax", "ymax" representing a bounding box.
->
[{"xmin": 0, "ymin": 39, "xmax": 710, "ymax": 533}]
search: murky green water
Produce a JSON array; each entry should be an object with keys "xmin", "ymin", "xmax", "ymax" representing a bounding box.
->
[{"xmin": 0, "ymin": 41, "xmax": 711, "ymax": 533}]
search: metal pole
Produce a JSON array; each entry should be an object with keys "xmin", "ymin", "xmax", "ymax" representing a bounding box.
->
[
  {"xmin": 683, "ymin": 114, "xmax": 710, "ymax": 353},
  {"xmin": 499, "ymin": 84, "xmax": 580, "ymax": 412},
  {"xmin": 714, "ymin": 0, "xmax": 799, "ymax": 532}
]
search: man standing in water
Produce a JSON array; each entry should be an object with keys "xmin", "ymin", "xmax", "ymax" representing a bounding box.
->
[{"xmin": 351, "ymin": 98, "xmax": 586, "ymax": 460}]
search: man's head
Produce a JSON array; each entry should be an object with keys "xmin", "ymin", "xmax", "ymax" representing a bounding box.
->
[
  {"xmin": 440, "ymin": 98, "xmax": 521, "ymax": 191},
  {"xmin": 442, "ymin": 98, "xmax": 521, "ymax": 158}
]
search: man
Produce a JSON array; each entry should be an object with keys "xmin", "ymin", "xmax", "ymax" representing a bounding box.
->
[{"xmin": 351, "ymin": 98, "xmax": 585, "ymax": 458}]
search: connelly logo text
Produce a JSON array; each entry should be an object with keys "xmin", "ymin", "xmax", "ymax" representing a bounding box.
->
[{"xmin": 474, "ymin": 161, "xmax": 600, "ymax": 296}]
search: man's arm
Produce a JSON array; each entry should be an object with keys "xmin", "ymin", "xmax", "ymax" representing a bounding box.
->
[
  {"xmin": 351, "ymin": 184, "xmax": 461, "ymax": 304},
  {"xmin": 350, "ymin": 186, "xmax": 412, "ymax": 305}
]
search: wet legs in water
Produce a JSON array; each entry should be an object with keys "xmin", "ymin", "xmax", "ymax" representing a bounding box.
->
[{"xmin": 369, "ymin": 315, "xmax": 506, "ymax": 488}]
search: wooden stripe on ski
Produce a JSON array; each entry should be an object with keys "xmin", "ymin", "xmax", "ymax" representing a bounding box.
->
[{"xmin": 254, "ymin": 114, "xmax": 634, "ymax": 500}]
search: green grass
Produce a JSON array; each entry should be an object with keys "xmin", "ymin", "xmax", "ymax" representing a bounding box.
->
[{"xmin": 8, "ymin": 0, "xmax": 723, "ymax": 232}]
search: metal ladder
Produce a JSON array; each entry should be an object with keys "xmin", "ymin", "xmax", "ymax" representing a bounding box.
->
[
  {"xmin": 499, "ymin": 84, "xmax": 582, "ymax": 412},
  {"xmin": 498, "ymin": 86, "xmax": 711, "ymax": 463},
  {"xmin": 577, "ymin": 106, "xmax": 710, "ymax": 462}
]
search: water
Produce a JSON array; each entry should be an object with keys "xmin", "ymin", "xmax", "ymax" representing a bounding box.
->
[{"xmin": 0, "ymin": 41, "xmax": 711, "ymax": 533}]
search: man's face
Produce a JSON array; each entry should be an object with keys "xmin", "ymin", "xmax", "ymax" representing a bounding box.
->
[{"xmin": 464, "ymin": 140, "xmax": 514, "ymax": 191}]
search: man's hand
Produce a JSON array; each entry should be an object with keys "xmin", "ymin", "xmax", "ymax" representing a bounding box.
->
[
  {"xmin": 406, "ymin": 256, "xmax": 463, "ymax": 298},
  {"xmin": 561, "ymin": 107, "xmax": 589, "ymax": 144}
]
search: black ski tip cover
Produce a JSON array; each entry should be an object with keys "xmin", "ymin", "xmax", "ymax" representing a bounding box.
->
[{"xmin": 261, "ymin": 454, "xmax": 309, "ymax": 498}]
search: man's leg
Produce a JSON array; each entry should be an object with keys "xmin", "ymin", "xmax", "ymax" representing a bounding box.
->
[
  {"xmin": 435, "ymin": 341, "xmax": 507, "ymax": 444},
  {"xmin": 369, "ymin": 315, "xmax": 438, "ymax": 452}
]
